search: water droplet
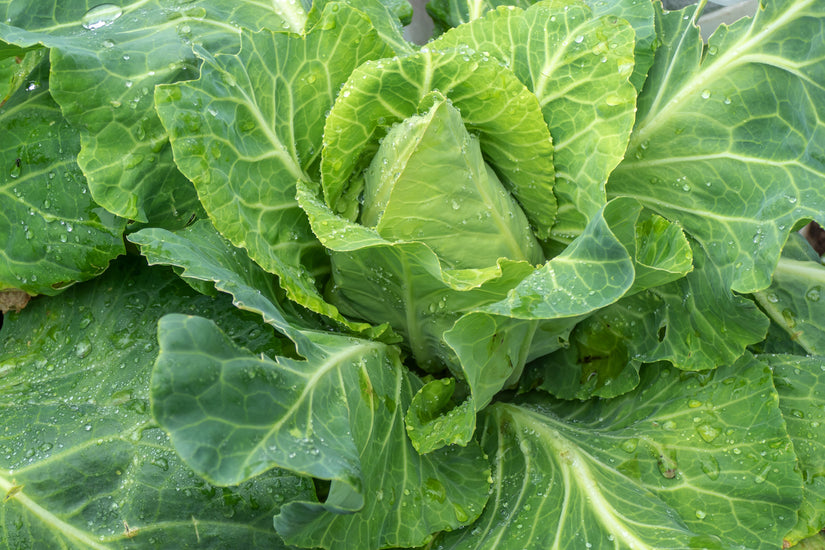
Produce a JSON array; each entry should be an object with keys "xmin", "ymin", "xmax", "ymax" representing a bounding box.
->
[
  {"xmin": 620, "ymin": 438, "xmax": 638, "ymax": 453},
  {"xmin": 102, "ymin": 38, "xmax": 115, "ymax": 48},
  {"xmin": 9, "ymin": 159, "xmax": 22, "ymax": 179},
  {"xmin": 81, "ymin": 4, "xmax": 123, "ymax": 30},
  {"xmin": 74, "ymin": 340, "xmax": 92, "ymax": 358},
  {"xmin": 574, "ymin": 35, "xmax": 584, "ymax": 44},
  {"xmin": 700, "ymin": 455, "xmax": 720, "ymax": 480},
  {"xmin": 688, "ymin": 399, "xmax": 702, "ymax": 408},
  {"xmin": 701, "ymin": 89, "xmax": 711, "ymax": 99},
  {"xmin": 605, "ymin": 94, "xmax": 622, "ymax": 106},
  {"xmin": 806, "ymin": 286, "xmax": 821, "ymax": 302},
  {"xmin": 707, "ymin": 45, "xmax": 718, "ymax": 55},
  {"xmin": 696, "ymin": 424, "xmax": 720, "ymax": 442},
  {"xmin": 657, "ymin": 452, "xmax": 678, "ymax": 478},
  {"xmin": 453, "ymin": 503, "xmax": 469, "ymax": 523},
  {"xmin": 695, "ymin": 509, "xmax": 707, "ymax": 519},
  {"xmin": 423, "ymin": 478, "xmax": 446, "ymax": 503},
  {"xmin": 782, "ymin": 308, "xmax": 796, "ymax": 328}
]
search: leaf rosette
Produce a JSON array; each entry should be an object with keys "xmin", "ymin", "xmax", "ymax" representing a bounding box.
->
[{"xmin": 296, "ymin": 2, "xmax": 698, "ymax": 454}]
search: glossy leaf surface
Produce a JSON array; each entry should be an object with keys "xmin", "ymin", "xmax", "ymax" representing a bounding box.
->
[
  {"xmin": 154, "ymin": 3, "xmax": 392, "ymax": 329},
  {"xmin": 609, "ymin": 0, "xmax": 825, "ymax": 293},
  {"xmin": 435, "ymin": 356, "xmax": 803, "ymax": 550},
  {"xmin": 0, "ymin": 256, "xmax": 311, "ymax": 549},
  {"xmin": 0, "ymin": 57, "xmax": 124, "ymax": 295}
]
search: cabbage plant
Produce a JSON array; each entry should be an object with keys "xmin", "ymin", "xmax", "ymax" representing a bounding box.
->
[{"xmin": 2, "ymin": 0, "xmax": 825, "ymax": 548}]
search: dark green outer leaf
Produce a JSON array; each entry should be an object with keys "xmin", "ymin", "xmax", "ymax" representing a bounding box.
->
[
  {"xmin": 435, "ymin": 356, "xmax": 803, "ymax": 550},
  {"xmin": 130, "ymin": 221, "xmax": 489, "ymax": 549},
  {"xmin": 0, "ymin": 57, "xmax": 125, "ymax": 295},
  {"xmin": 154, "ymin": 4, "xmax": 393, "ymax": 331},
  {"xmin": 0, "ymin": 0, "xmax": 307, "ymax": 224},
  {"xmin": 762, "ymin": 354, "xmax": 825, "ymax": 546},
  {"xmin": 524, "ymin": 240, "xmax": 769, "ymax": 399},
  {"xmin": 129, "ymin": 220, "xmax": 329, "ymax": 340},
  {"xmin": 0, "ymin": 256, "xmax": 311, "ymax": 549},
  {"xmin": 609, "ymin": 0, "xmax": 825, "ymax": 293},
  {"xmin": 152, "ymin": 314, "xmax": 491, "ymax": 550}
]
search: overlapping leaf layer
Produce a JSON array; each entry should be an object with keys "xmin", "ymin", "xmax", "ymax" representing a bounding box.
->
[{"xmin": 2, "ymin": 0, "xmax": 825, "ymax": 548}]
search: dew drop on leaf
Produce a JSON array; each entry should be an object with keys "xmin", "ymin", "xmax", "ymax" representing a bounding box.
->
[
  {"xmin": 696, "ymin": 423, "xmax": 720, "ymax": 442},
  {"xmin": 453, "ymin": 503, "xmax": 469, "ymax": 523},
  {"xmin": 9, "ymin": 159, "xmax": 21, "ymax": 179},
  {"xmin": 619, "ymin": 438, "xmax": 638, "ymax": 453},
  {"xmin": 74, "ymin": 339, "xmax": 92, "ymax": 358},
  {"xmin": 700, "ymin": 455, "xmax": 720, "ymax": 480},
  {"xmin": 806, "ymin": 286, "xmax": 821, "ymax": 302},
  {"xmin": 81, "ymin": 4, "xmax": 123, "ymax": 30}
]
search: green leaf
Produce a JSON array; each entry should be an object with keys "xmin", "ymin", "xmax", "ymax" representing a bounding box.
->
[
  {"xmin": 309, "ymin": 0, "xmax": 414, "ymax": 55},
  {"xmin": 133, "ymin": 221, "xmax": 487, "ymax": 546},
  {"xmin": 0, "ymin": 256, "xmax": 312, "ymax": 549},
  {"xmin": 527, "ymin": 242, "xmax": 769, "ymax": 398},
  {"xmin": 436, "ymin": 356, "xmax": 803, "ymax": 550},
  {"xmin": 0, "ymin": 0, "xmax": 308, "ymax": 224},
  {"xmin": 752, "ymin": 233, "xmax": 825, "ymax": 355},
  {"xmin": 154, "ymin": 3, "xmax": 392, "ymax": 331},
  {"xmin": 609, "ymin": 0, "xmax": 825, "ymax": 293},
  {"xmin": 629, "ymin": 210, "xmax": 694, "ymax": 293},
  {"xmin": 482, "ymin": 197, "xmax": 638, "ymax": 319},
  {"xmin": 321, "ymin": 46, "xmax": 557, "ymax": 237},
  {"xmin": 429, "ymin": 0, "xmax": 638, "ymax": 243},
  {"xmin": 586, "ymin": 0, "xmax": 656, "ymax": 92},
  {"xmin": 132, "ymin": 220, "xmax": 489, "ymax": 545},
  {"xmin": 299, "ymin": 179, "xmax": 536, "ymax": 373},
  {"xmin": 762, "ymin": 354, "xmax": 825, "ymax": 546},
  {"xmin": 152, "ymin": 314, "xmax": 491, "ymax": 550},
  {"xmin": 129, "ymin": 220, "xmax": 324, "ymax": 338},
  {"xmin": 362, "ymin": 93, "xmax": 543, "ymax": 269},
  {"xmin": 799, "ymin": 533, "xmax": 825, "ymax": 550},
  {"xmin": 0, "ymin": 57, "xmax": 125, "ymax": 295},
  {"xmin": 426, "ymin": 0, "xmax": 655, "ymax": 92},
  {"xmin": 0, "ymin": 42, "xmax": 44, "ymax": 104},
  {"xmin": 405, "ymin": 378, "xmax": 476, "ymax": 454}
]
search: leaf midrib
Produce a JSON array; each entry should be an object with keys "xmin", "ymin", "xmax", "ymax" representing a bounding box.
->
[
  {"xmin": 0, "ymin": 474, "xmax": 110, "ymax": 550},
  {"xmin": 631, "ymin": 0, "xmax": 814, "ymax": 149}
]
